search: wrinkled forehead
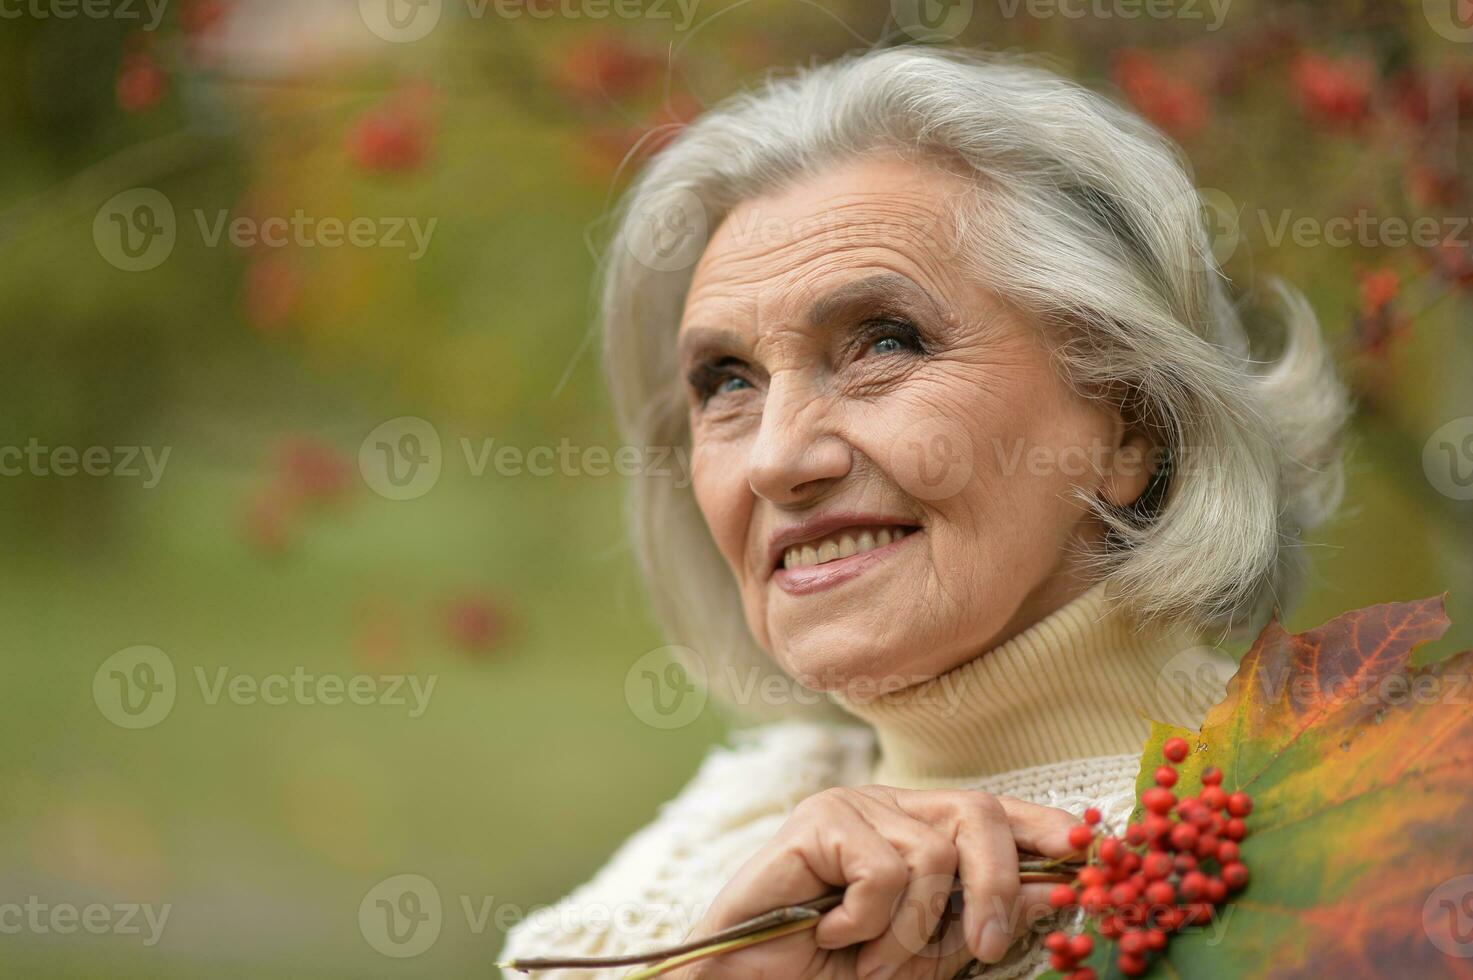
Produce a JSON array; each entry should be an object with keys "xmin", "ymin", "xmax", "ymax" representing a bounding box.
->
[{"xmin": 678, "ymin": 158, "xmax": 974, "ymax": 333}]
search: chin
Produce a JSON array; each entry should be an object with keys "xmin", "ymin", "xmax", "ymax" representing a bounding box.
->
[{"xmin": 769, "ymin": 628, "xmax": 926, "ymax": 695}]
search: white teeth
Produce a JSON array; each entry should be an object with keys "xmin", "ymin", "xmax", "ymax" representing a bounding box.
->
[{"xmin": 780, "ymin": 526, "xmax": 915, "ymax": 571}]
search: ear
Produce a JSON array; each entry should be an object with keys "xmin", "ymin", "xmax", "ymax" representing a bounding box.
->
[{"xmin": 1097, "ymin": 394, "xmax": 1160, "ymax": 510}]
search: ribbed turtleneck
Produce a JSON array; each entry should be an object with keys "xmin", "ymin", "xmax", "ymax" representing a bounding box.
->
[{"xmin": 829, "ymin": 583, "xmax": 1231, "ymax": 789}]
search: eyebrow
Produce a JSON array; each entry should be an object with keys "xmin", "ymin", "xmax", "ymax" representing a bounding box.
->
[
  {"xmin": 676, "ymin": 325, "xmax": 747, "ymax": 367},
  {"xmin": 804, "ymin": 272, "xmax": 946, "ymax": 328},
  {"xmin": 676, "ymin": 272, "xmax": 948, "ymax": 365}
]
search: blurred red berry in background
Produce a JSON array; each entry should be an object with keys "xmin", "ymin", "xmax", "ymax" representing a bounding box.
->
[
  {"xmin": 277, "ymin": 437, "xmax": 353, "ymax": 506},
  {"xmin": 348, "ymin": 84, "xmax": 438, "ymax": 174},
  {"xmin": 116, "ymin": 52, "xmax": 167, "ymax": 113},
  {"xmin": 443, "ymin": 596, "xmax": 510, "ymax": 655},
  {"xmin": 1352, "ymin": 266, "xmax": 1409, "ymax": 359},
  {"xmin": 1111, "ymin": 49, "xmax": 1208, "ymax": 139},
  {"xmin": 1404, "ymin": 163, "xmax": 1464, "ymax": 208},
  {"xmin": 1292, "ymin": 52, "xmax": 1373, "ymax": 127},
  {"xmin": 1425, "ymin": 240, "xmax": 1473, "ymax": 291},
  {"xmin": 554, "ymin": 36, "xmax": 662, "ymax": 106},
  {"xmin": 180, "ymin": 0, "xmax": 229, "ymax": 38},
  {"xmin": 1358, "ymin": 267, "xmax": 1400, "ymax": 316}
]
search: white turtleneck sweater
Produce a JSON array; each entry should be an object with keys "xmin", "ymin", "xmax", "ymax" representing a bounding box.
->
[{"xmin": 498, "ymin": 584, "xmax": 1232, "ymax": 979}]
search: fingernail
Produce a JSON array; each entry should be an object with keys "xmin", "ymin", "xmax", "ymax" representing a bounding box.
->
[{"xmin": 977, "ymin": 918, "xmax": 1010, "ymax": 963}]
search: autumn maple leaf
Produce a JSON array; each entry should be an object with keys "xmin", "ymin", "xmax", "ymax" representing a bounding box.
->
[{"xmin": 1055, "ymin": 596, "xmax": 1473, "ymax": 978}]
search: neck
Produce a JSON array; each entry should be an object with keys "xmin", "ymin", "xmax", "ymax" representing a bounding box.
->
[{"xmin": 828, "ymin": 583, "xmax": 1220, "ymax": 787}]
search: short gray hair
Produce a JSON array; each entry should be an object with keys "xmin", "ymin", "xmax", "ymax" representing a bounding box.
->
[{"xmin": 600, "ymin": 46, "xmax": 1347, "ymax": 704}]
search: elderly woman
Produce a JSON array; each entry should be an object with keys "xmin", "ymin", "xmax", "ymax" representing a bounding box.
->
[{"xmin": 500, "ymin": 46, "xmax": 1346, "ymax": 979}]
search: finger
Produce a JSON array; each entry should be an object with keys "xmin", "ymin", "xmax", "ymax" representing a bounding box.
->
[
  {"xmin": 796, "ymin": 804, "xmax": 912, "ymax": 951},
  {"xmin": 863, "ymin": 790, "xmax": 1084, "ymax": 964},
  {"xmin": 1016, "ymin": 881, "xmax": 1062, "ymax": 938},
  {"xmin": 907, "ymin": 884, "xmax": 1060, "ymax": 978},
  {"xmin": 700, "ymin": 791, "xmax": 891, "ymax": 930},
  {"xmin": 951, "ymin": 795, "xmax": 1023, "ymax": 964},
  {"xmin": 843, "ymin": 811, "xmax": 959, "ymax": 980},
  {"xmin": 994, "ymin": 797, "xmax": 1081, "ymax": 859},
  {"xmin": 879, "ymin": 790, "xmax": 1032, "ymax": 964},
  {"xmin": 874, "ymin": 789, "xmax": 1080, "ymax": 859}
]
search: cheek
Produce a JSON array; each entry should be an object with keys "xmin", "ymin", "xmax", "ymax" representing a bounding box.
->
[
  {"xmin": 847, "ymin": 365, "xmax": 1099, "ymax": 561},
  {"xmin": 690, "ymin": 436, "xmax": 753, "ymax": 573},
  {"xmin": 946, "ymin": 384, "xmax": 1116, "ymax": 565}
]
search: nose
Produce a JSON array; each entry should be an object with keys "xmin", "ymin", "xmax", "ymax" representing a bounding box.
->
[{"xmin": 746, "ymin": 378, "xmax": 851, "ymax": 505}]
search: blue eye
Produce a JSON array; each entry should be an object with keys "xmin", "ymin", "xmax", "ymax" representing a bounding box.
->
[
  {"xmin": 860, "ymin": 317, "xmax": 926, "ymax": 358},
  {"xmin": 687, "ymin": 358, "xmax": 754, "ymax": 406}
]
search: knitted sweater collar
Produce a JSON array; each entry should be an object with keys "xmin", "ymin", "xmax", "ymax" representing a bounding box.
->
[{"xmin": 828, "ymin": 583, "xmax": 1224, "ymax": 788}]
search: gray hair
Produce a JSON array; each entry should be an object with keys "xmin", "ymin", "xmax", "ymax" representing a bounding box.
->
[{"xmin": 600, "ymin": 46, "xmax": 1347, "ymax": 705}]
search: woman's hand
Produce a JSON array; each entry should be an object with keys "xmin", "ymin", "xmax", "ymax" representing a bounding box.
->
[{"xmin": 675, "ymin": 786, "xmax": 1080, "ymax": 980}]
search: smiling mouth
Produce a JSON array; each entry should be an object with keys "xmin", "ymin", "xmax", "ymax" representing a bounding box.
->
[{"xmin": 779, "ymin": 525, "xmax": 919, "ymax": 571}]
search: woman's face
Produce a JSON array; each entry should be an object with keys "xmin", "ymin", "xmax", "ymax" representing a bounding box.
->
[{"xmin": 677, "ymin": 155, "xmax": 1151, "ymax": 694}]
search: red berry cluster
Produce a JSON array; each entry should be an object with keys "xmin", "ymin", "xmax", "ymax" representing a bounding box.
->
[{"xmin": 1043, "ymin": 737, "xmax": 1253, "ymax": 978}]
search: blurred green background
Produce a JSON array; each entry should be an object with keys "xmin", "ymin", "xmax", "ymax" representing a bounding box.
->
[{"xmin": 1, "ymin": 0, "xmax": 1470, "ymax": 976}]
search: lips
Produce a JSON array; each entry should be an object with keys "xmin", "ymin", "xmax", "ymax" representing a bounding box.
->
[
  {"xmin": 766, "ymin": 514, "xmax": 923, "ymax": 596},
  {"xmin": 780, "ymin": 525, "xmax": 917, "ymax": 570}
]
